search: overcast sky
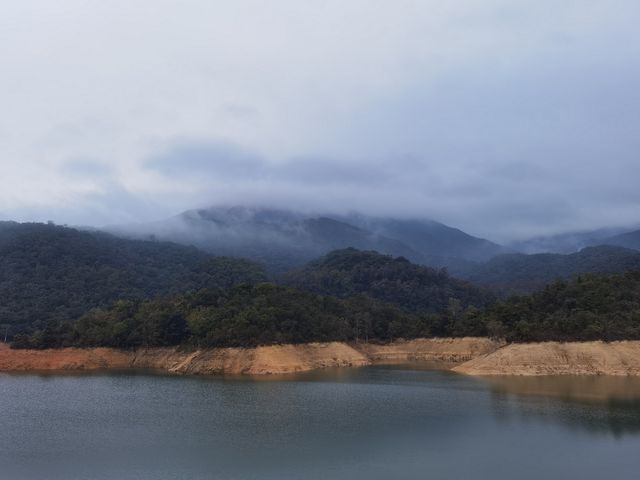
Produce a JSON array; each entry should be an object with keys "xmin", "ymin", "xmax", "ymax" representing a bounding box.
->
[{"xmin": 1, "ymin": 1, "xmax": 639, "ymax": 242}]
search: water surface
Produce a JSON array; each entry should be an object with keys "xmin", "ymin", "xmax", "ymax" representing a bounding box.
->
[{"xmin": 1, "ymin": 367, "xmax": 640, "ymax": 479}]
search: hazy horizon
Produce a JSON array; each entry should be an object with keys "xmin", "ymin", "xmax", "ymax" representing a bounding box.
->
[{"xmin": 2, "ymin": 1, "xmax": 639, "ymax": 242}]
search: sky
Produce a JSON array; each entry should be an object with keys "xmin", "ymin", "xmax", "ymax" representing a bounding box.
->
[{"xmin": 1, "ymin": 0, "xmax": 639, "ymax": 242}]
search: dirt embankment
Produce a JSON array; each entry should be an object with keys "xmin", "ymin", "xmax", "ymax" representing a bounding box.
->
[
  {"xmin": 0, "ymin": 338, "xmax": 499, "ymax": 375},
  {"xmin": 7, "ymin": 339, "xmax": 638, "ymax": 376},
  {"xmin": 130, "ymin": 342, "xmax": 372, "ymax": 375},
  {"xmin": 355, "ymin": 337, "xmax": 499, "ymax": 365},
  {"xmin": 0, "ymin": 345, "xmax": 131, "ymax": 371},
  {"xmin": 453, "ymin": 341, "xmax": 640, "ymax": 376}
]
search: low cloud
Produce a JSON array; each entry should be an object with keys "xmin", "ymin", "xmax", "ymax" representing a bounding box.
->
[
  {"xmin": 1, "ymin": 1, "xmax": 639, "ymax": 242},
  {"xmin": 60, "ymin": 159, "xmax": 115, "ymax": 179}
]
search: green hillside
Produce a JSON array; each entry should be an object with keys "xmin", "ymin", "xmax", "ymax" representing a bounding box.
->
[
  {"xmin": 0, "ymin": 222, "xmax": 266, "ymax": 335},
  {"xmin": 282, "ymin": 248, "xmax": 494, "ymax": 313},
  {"xmin": 12, "ymin": 283, "xmax": 433, "ymax": 349},
  {"xmin": 474, "ymin": 271, "xmax": 640, "ymax": 342},
  {"xmin": 455, "ymin": 245, "xmax": 640, "ymax": 294}
]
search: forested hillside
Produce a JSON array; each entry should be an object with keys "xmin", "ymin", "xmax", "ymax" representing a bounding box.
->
[
  {"xmin": 12, "ymin": 283, "xmax": 436, "ymax": 349},
  {"xmin": 0, "ymin": 222, "xmax": 266, "ymax": 334},
  {"xmin": 5, "ymin": 223, "xmax": 640, "ymax": 349},
  {"xmin": 282, "ymin": 248, "xmax": 494, "ymax": 312},
  {"xmin": 18, "ymin": 270, "xmax": 640, "ymax": 349},
  {"xmin": 454, "ymin": 245, "xmax": 640, "ymax": 294},
  {"xmin": 473, "ymin": 272, "xmax": 640, "ymax": 342}
]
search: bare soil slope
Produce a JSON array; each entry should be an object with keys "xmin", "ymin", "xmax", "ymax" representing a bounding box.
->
[
  {"xmin": 0, "ymin": 338, "xmax": 499, "ymax": 375},
  {"xmin": 454, "ymin": 341, "xmax": 640, "ymax": 376},
  {"xmin": 0, "ymin": 345, "xmax": 131, "ymax": 371},
  {"xmin": 355, "ymin": 337, "xmax": 499, "ymax": 365}
]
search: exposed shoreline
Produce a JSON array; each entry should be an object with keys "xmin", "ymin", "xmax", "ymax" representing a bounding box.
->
[
  {"xmin": 2, "ymin": 338, "xmax": 640, "ymax": 376},
  {"xmin": 453, "ymin": 340, "xmax": 640, "ymax": 376},
  {"xmin": 0, "ymin": 338, "xmax": 497, "ymax": 375}
]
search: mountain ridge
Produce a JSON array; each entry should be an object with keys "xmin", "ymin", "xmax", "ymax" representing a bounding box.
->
[
  {"xmin": 453, "ymin": 245, "xmax": 640, "ymax": 294},
  {"xmin": 108, "ymin": 205, "xmax": 509, "ymax": 272},
  {"xmin": 509, "ymin": 226, "xmax": 640, "ymax": 254}
]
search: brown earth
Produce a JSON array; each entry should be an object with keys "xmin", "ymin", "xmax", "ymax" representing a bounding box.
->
[
  {"xmin": 355, "ymin": 337, "xmax": 499, "ymax": 365},
  {"xmin": 475, "ymin": 375, "xmax": 640, "ymax": 402},
  {"xmin": 5, "ymin": 339, "xmax": 638, "ymax": 376},
  {"xmin": 0, "ymin": 338, "xmax": 499, "ymax": 375},
  {"xmin": 453, "ymin": 341, "xmax": 640, "ymax": 376},
  {"xmin": 0, "ymin": 345, "xmax": 131, "ymax": 371},
  {"xmin": 130, "ymin": 342, "xmax": 372, "ymax": 375}
]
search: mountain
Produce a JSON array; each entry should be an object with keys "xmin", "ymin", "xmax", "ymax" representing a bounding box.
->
[
  {"xmin": 454, "ymin": 245, "xmax": 640, "ymax": 295},
  {"xmin": 508, "ymin": 227, "xmax": 630, "ymax": 254},
  {"xmin": 341, "ymin": 215, "xmax": 509, "ymax": 262},
  {"xmin": 110, "ymin": 205, "xmax": 508, "ymax": 272},
  {"xmin": 602, "ymin": 229, "xmax": 640, "ymax": 251},
  {"xmin": 509, "ymin": 225, "xmax": 640, "ymax": 254},
  {"xmin": 9, "ymin": 248, "xmax": 495, "ymax": 350},
  {"xmin": 0, "ymin": 222, "xmax": 266, "ymax": 334},
  {"xmin": 282, "ymin": 248, "xmax": 495, "ymax": 313}
]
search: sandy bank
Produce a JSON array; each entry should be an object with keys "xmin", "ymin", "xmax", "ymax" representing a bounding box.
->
[
  {"xmin": 130, "ymin": 342, "xmax": 372, "ymax": 375},
  {"xmin": 6, "ymin": 339, "xmax": 638, "ymax": 376},
  {"xmin": 355, "ymin": 337, "xmax": 499, "ymax": 365},
  {"xmin": 0, "ymin": 345, "xmax": 131, "ymax": 371},
  {"xmin": 0, "ymin": 338, "xmax": 498, "ymax": 375},
  {"xmin": 453, "ymin": 341, "xmax": 640, "ymax": 376}
]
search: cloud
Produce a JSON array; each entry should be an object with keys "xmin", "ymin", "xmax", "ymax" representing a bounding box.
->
[
  {"xmin": 145, "ymin": 143, "xmax": 264, "ymax": 179},
  {"xmin": 144, "ymin": 142, "xmax": 393, "ymax": 186},
  {"xmin": 60, "ymin": 159, "xmax": 115, "ymax": 179},
  {"xmin": 1, "ymin": 0, "xmax": 639, "ymax": 241}
]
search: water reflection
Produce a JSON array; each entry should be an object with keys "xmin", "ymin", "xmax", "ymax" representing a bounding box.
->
[
  {"xmin": 482, "ymin": 375, "xmax": 640, "ymax": 403},
  {"xmin": 2, "ymin": 367, "xmax": 640, "ymax": 479},
  {"xmin": 481, "ymin": 375, "xmax": 640, "ymax": 436}
]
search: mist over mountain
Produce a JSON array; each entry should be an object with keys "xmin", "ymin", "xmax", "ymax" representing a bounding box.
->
[
  {"xmin": 337, "ymin": 214, "xmax": 509, "ymax": 262},
  {"xmin": 508, "ymin": 227, "xmax": 632, "ymax": 254},
  {"xmin": 110, "ymin": 205, "xmax": 509, "ymax": 273},
  {"xmin": 603, "ymin": 229, "xmax": 640, "ymax": 251}
]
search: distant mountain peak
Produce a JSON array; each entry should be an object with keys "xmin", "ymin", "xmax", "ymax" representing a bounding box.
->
[
  {"xmin": 509, "ymin": 225, "xmax": 640, "ymax": 254},
  {"xmin": 109, "ymin": 204, "xmax": 510, "ymax": 272},
  {"xmin": 602, "ymin": 229, "xmax": 640, "ymax": 251}
]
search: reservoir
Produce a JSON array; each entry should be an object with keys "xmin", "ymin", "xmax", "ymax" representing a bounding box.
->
[{"xmin": 2, "ymin": 366, "xmax": 640, "ymax": 479}]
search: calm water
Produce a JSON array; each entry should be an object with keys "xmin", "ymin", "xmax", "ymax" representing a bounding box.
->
[{"xmin": 2, "ymin": 367, "xmax": 640, "ymax": 480}]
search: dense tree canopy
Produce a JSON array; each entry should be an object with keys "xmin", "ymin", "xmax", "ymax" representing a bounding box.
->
[
  {"xmin": 455, "ymin": 245, "xmax": 640, "ymax": 295},
  {"xmin": 282, "ymin": 248, "xmax": 494, "ymax": 313},
  {"xmin": 12, "ymin": 283, "xmax": 440, "ymax": 349},
  {"xmin": 0, "ymin": 222, "xmax": 266, "ymax": 334},
  {"xmin": 11, "ymin": 269, "xmax": 640, "ymax": 349},
  {"xmin": 474, "ymin": 272, "xmax": 640, "ymax": 342},
  {"xmin": 4, "ymin": 224, "xmax": 640, "ymax": 349}
]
